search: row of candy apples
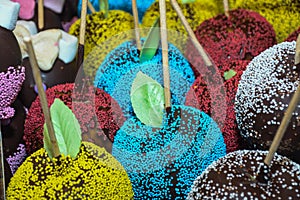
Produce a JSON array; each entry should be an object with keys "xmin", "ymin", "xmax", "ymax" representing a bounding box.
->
[{"xmin": 1, "ymin": 0, "xmax": 300, "ymax": 199}]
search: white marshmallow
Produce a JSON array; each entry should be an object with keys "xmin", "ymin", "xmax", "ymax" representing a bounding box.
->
[
  {"xmin": 16, "ymin": 20, "xmax": 37, "ymax": 35},
  {"xmin": 44, "ymin": 0, "xmax": 65, "ymax": 14},
  {"xmin": 31, "ymin": 29, "xmax": 62, "ymax": 71},
  {"xmin": 58, "ymin": 31, "xmax": 78, "ymax": 64},
  {"xmin": 0, "ymin": 0, "xmax": 20, "ymax": 30},
  {"xmin": 13, "ymin": 24, "xmax": 31, "ymax": 59}
]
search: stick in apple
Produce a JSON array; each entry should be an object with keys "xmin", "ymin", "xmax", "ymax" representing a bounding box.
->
[
  {"xmin": 76, "ymin": 0, "xmax": 88, "ymax": 69},
  {"xmin": 264, "ymin": 34, "xmax": 300, "ymax": 165},
  {"xmin": 257, "ymin": 35, "xmax": 300, "ymax": 183},
  {"xmin": 159, "ymin": 0, "xmax": 171, "ymax": 108},
  {"xmin": 223, "ymin": 0, "xmax": 229, "ymax": 18},
  {"xmin": 24, "ymin": 37, "xmax": 60, "ymax": 158},
  {"xmin": 38, "ymin": 0, "xmax": 44, "ymax": 30},
  {"xmin": 295, "ymin": 34, "xmax": 300, "ymax": 64},
  {"xmin": 132, "ymin": 0, "xmax": 141, "ymax": 50},
  {"xmin": 170, "ymin": 0, "xmax": 213, "ymax": 68},
  {"xmin": 264, "ymin": 34, "xmax": 300, "ymax": 163},
  {"xmin": 87, "ymin": 0, "xmax": 96, "ymax": 13}
]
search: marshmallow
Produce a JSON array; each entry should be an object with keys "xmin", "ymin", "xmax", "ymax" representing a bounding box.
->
[
  {"xmin": 13, "ymin": 21, "xmax": 37, "ymax": 59},
  {"xmin": 44, "ymin": 0, "xmax": 65, "ymax": 14},
  {"xmin": 13, "ymin": 24, "xmax": 30, "ymax": 59},
  {"xmin": 58, "ymin": 31, "xmax": 78, "ymax": 64},
  {"xmin": 16, "ymin": 20, "xmax": 37, "ymax": 35},
  {"xmin": 0, "ymin": 0, "xmax": 20, "ymax": 30},
  {"xmin": 11, "ymin": 0, "xmax": 35, "ymax": 20},
  {"xmin": 31, "ymin": 29, "xmax": 62, "ymax": 71}
]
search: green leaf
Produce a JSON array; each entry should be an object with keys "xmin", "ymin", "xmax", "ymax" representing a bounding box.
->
[
  {"xmin": 223, "ymin": 69, "xmax": 237, "ymax": 80},
  {"xmin": 131, "ymin": 71, "xmax": 165, "ymax": 127},
  {"xmin": 139, "ymin": 17, "xmax": 160, "ymax": 63},
  {"xmin": 43, "ymin": 98, "xmax": 82, "ymax": 159},
  {"xmin": 99, "ymin": 0, "xmax": 109, "ymax": 18},
  {"xmin": 181, "ymin": 0, "xmax": 196, "ymax": 4}
]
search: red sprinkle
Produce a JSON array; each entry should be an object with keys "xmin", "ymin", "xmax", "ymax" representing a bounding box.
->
[{"xmin": 23, "ymin": 83, "xmax": 125, "ymax": 154}]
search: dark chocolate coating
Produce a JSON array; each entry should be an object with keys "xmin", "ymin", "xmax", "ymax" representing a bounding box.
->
[
  {"xmin": 1, "ymin": 99, "xmax": 25, "ymax": 158},
  {"xmin": 59, "ymin": 0, "xmax": 79, "ymax": 22},
  {"xmin": 188, "ymin": 150, "xmax": 300, "ymax": 199},
  {"xmin": 0, "ymin": 159, "xmax": 13, "ymax": 191},
  {"xmin": 32, "ymin": 6, "xmax": 63, "ymax": 31},
  {"xmin": 0, "ymin": 26, "xmax": 22, "ymax": 70},
  {"xmin": 19, "ymin": 58, "xmax": 78, "ymax": 108},
  {"xmin": 4, "ymin": 158, "xmax": 12, "ymax": 189},
  {"xmin": 235, "ymin": 42, "xmax": 300, "ymax": 164}
]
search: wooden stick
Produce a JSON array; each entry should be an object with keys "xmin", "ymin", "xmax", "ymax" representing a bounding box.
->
[
  {"xmin": 159, "ymin": 0, "xmax": 171, "ymax": 108},
  {"xmin": 87, "ymin": 0, "xmax": 96, "ymax": 13},
  {"xmin": 24, "ymin": 37, "xmax": 60, "ymax": 158},
  {"xmin": 265, "ymin": 34, "xmax": 300, "ymax": 165},
  {"xmin": 295, "ymin": 34, "xmax": 300, "ymax": 65},
  {"xmin": 223, "ymin": 0, "xmax": 229, "ymax": 18},
  {"xmin": 0, "ymin": 123, "xmax": 5, "ymax": 200},
  {"xmin": 264, "ymin": 83, "xmax": 300, "ymax": 165},
  {"xmin": 132, "ymin": 0, "xmax": 141, "ymax": 50},
  {"xmin": 38, "ymin": 0, "xmax": 44, "ymax": 30},
  {"xmin": 170, "ymin": 0, "xmax": 213, "ymax": 67},
  {"xmin": 77, "ymin": 0, "xmax": 88, "ymax": 69}
]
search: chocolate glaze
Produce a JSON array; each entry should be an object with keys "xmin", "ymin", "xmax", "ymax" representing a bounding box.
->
[
  {"xmin": 0, "ymin": 26, "xmax": 22, "ymax": 70},
  {"xmin": 59, "ymin": 0, "xmax": 79, "ymax": 22},
  {"xmin": 188, "ymin": 150, "xmax": 300, "ymax": 199},
  {"xmin": 31, "ymin": 6, "xmax": 63, "ymax": 31},
  {"xmin": 19, "ymin": 58, "xmax": 78, "ymax": 108},
  {"xmin": 3, "ymin": 158, "xmax": 12, "ymax": 188},
  {"xmin": 1, "ymin": 99, "xmax": 25, "ymax": 158},
  {"xmin": 235, "ymin": 42, "xmax": 300, "ymax": 164},
  {"xmin": 0, "ymin": 159, "xmax": 13, "ymax": 189}
]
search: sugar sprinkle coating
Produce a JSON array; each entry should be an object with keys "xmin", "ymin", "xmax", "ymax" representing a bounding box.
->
[
  {"xmin": 233, "ymin": 1, "xmax": 300, "ymax": 42},
  {"xmin": 94, "ymin": 40, "xmax": 195, "ymax": 119},
  {"xmin": 0, "ymin": 66, "xmax": 25, "ymax": 119},
  {"xmin": 2, "ymin": 99, "xmax": 26, "ymax": 159},
  {"xmin": 112, "ymin": 105, "xmax": 226, "ymax": 199},
  {"xmin": 235, "ymin": 41, "xmax": 300, "ymax": 160},
  {"xmin": 142, "ymin": 1, "xmax": 218, "ymax": 50},
  {"xmin": 7, "ymin": 141, "xmax": 134, "ymax": 199},
  {"xmin": 188, "ymin": 9, "xmax": 276, "ymax": 67},
  {"xmin": 142, "ymin": 1, "xmax": 217, "ymax": 34},
  {"xmin": 78, "ymin": 0, "xmax": 154, "ymax": 22},
  {"xmin": 187, "ymin": 150, "xmax": 300, "ymax": 199},
  {"xmin": 186, "ymin": 60, "xmax": 250, "ymax": 152},
  {"xmin": 234, "ymin": 0, "xmax": 300, "ymax": 8},
  {"xmin": 24, "ymin": 83, "xmax": 125, "ymax": 154},
  {"xmin": 6, "ymin": 143, "xmax": 27, "ymax": 174},
  {"xmin": 69, "ymin": 10, "xmax": 134, "ymax": 58}
]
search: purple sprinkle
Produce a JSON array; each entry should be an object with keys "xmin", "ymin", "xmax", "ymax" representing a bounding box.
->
[{"xmin": 0, "ymin": 66, "xmax": 25, "ymax": 119}]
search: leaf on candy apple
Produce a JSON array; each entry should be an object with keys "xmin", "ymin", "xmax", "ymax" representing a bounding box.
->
[
  {"xmin": 223, "ymin": 69, "xmax": 237, "ymax": 80},
  {"xmin": 181, "ymin": 0, "xmax": 196, "ymax": 4},
  {"xmin": 131, "ymin": 72, "xmax": 165, "ymax": 127},
  {"xmin": 139, "ymin": 17, "xmax": 160, "ymax": 63},
  {"xmin": 43, "ymin": 98, "xmax": 82, "ymax": 159}
]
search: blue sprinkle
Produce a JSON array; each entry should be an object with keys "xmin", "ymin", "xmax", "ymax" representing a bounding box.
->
[
  {"xmin": 112, "ymin": 105, "xmax": 226, "ymax": 199},
  {"xmin": 77, "ymin": 0, "xmax": 155, "ymax": 22},
  {"xmin": 94, "ymin": 40, "xmax": 195, "ymax": 119}
]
